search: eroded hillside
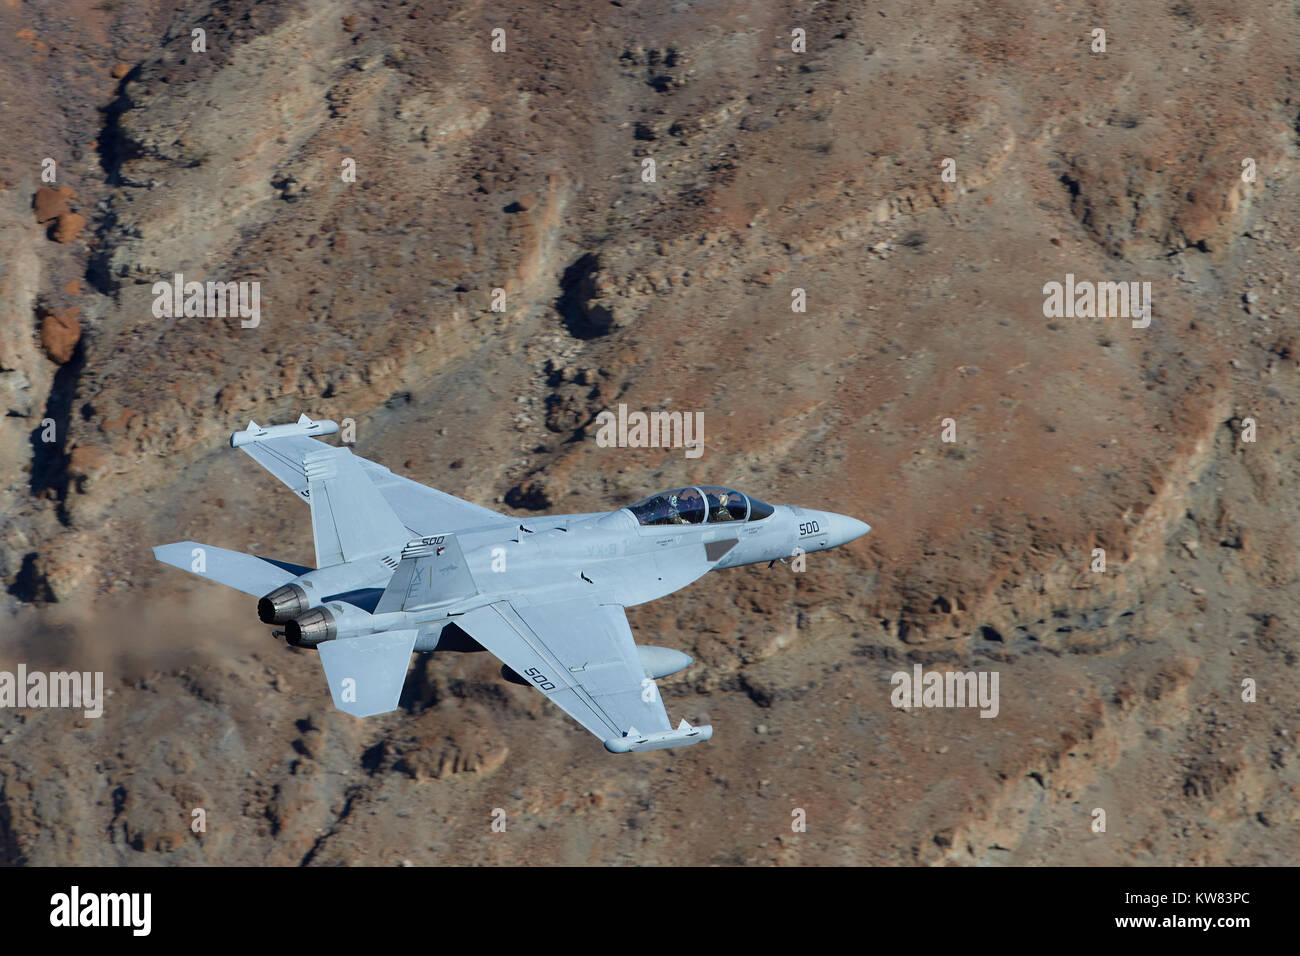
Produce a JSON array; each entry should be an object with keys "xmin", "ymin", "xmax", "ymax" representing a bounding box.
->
[{"xmin": 0, "ymin": 0, "xmax": 1296, "ymax": 865}]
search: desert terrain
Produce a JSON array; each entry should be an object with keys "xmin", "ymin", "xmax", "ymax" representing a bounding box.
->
[{"xmin": 0, "ymin": 0, "xmax": 1297, "ymax": 865}]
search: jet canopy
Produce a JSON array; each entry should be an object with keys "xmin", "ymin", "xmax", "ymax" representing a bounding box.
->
[{"xmin": 626, "ymin": 486, "xmax": 775, "ymax": 526}]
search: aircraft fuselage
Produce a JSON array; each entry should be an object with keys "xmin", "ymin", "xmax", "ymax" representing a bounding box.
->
[{"xmin": 291, "ymin": 504, "xmax": 868, "ymax": 651}]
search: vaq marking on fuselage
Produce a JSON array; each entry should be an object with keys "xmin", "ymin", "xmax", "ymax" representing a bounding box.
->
[{"xmin": 154, "ymin": 415, "xmax": 871, "ymax": 753}]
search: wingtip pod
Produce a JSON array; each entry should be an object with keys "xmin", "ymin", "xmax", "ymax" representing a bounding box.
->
[
  {"xmin": 603, "ymin": 722, "xmax": 714, "ymax": 754},
  {"xmin": 230, "ymin": 413, "xmax": 339, "ymax": 447}
]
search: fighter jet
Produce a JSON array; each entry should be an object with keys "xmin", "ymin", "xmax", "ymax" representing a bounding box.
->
[{"xmin": 154, "ymin": 414, "xmax": 871, "ymax": 753}]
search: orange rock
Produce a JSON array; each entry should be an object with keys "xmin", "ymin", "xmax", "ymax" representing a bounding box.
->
[
  {"xmin": 111, "ymin": 61, "xmax": 131, "ymax": 79},
  {"xmin": 33, "ymin": 185, "xmax": 75, "ymax": 223},
  {"xmin": 68, "ymin": 444, "xmax": 109, "ymax": 479},
  {"xmin": 64, "ymin": 279, "xmax": 81, "ymax": 296},
  {"xmin": 53, "ymin": 212, "xmax": 86, "ymax": 243},
  {"xmin": 100, "ymin": 406, "xmax": 135, "ymax": 431},
  {"xmin": 39, "ymin": 307, "xmax": 81, "ymax": 364}
]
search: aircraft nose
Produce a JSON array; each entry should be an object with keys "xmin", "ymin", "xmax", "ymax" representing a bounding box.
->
[{"xmin": 828, "ymin": 513, "xmax": 871, "ymax": 547}]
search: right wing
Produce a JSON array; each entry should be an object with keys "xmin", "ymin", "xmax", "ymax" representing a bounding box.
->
[{"xmin": 456, "ymin": 599, "xmax": 712, "ymax": 753}]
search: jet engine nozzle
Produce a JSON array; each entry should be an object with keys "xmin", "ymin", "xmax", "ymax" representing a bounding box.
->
[
  {"xmin": 286, "ymin": 606, "xmax": 337, "ymax": 647},
  {"xmin": 258, "ymin": 583, "xmax": 309, "ymax": 624}
]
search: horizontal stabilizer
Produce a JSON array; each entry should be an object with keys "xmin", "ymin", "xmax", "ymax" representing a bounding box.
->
[
  {"xmin": 153, "ymin": 541, "xmax": 310, "ymax": 596},
  {"xmin": 230, "ymin": 413, "xmax": 338, "ymax": 447},
  {"xmin": 316, "ymin": 629, "xmax": 418, "ymax": 718}
]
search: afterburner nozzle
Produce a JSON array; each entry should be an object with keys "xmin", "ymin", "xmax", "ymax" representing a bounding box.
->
[
  {"xmin": 258, "ymin": 583, "xmax": 310, "ymax": 624},
  {"xmin": 285, "ymin": 606, "xmax": 336, "ymax": 647}
]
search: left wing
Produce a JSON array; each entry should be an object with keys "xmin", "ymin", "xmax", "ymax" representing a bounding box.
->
[
  {"xmin": 233, "ymin": 417, "xmax": 512, "ymax": 536},
  {"xmin": 456, "ymin": 599, "xmax": 712, "ymax": 753}
]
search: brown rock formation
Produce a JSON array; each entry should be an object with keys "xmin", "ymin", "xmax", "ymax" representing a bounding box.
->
[
  {"xmin": 38, "ymin": 306, "xmax": 81, "ymax": 364},
  {"xmin": 0, "ymin": 0, "xmax": 1295, "ymax": 868},
  {"xmin": 32, "ymin": 185, "xmax": 75, "ymax": 224}
]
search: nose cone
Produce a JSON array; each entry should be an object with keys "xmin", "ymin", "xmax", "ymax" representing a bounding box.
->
[{"xmin": 829, "ymin": 514, "xmax": 871, "ymax": 547}]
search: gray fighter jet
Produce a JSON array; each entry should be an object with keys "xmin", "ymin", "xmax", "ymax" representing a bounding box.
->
[{"xmin": 154, "ymin": 415, "xmax": 870, "ymax": 753}]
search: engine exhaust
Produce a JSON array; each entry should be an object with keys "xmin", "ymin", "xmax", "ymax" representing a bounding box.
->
[
  {"xmin": 258, "ymin": 583, "xmax": 309, "ymax": 624},
  {"xmin": 285, "ymin": 606, "xmax": 336, "ymax": 647}
]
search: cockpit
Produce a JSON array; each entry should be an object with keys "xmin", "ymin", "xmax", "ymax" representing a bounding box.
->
[{"xmin": 626, "ymin": 486, "xmax": 776, "ymax": 526}]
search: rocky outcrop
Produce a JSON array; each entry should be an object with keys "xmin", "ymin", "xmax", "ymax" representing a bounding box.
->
[{"xmin": 0, "ymin": 0, "xmax": 1296, "ymax": 867}]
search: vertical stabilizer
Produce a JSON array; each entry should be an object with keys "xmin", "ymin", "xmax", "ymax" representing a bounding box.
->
[{"xmin": 374, "ymin": 534, "xmax": 478, "ymax": 613}]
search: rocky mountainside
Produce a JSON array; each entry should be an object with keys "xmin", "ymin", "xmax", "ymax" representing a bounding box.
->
[{"xmin": 0, "ymin": 0, "xmax": 1297, "ymax": 865}]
